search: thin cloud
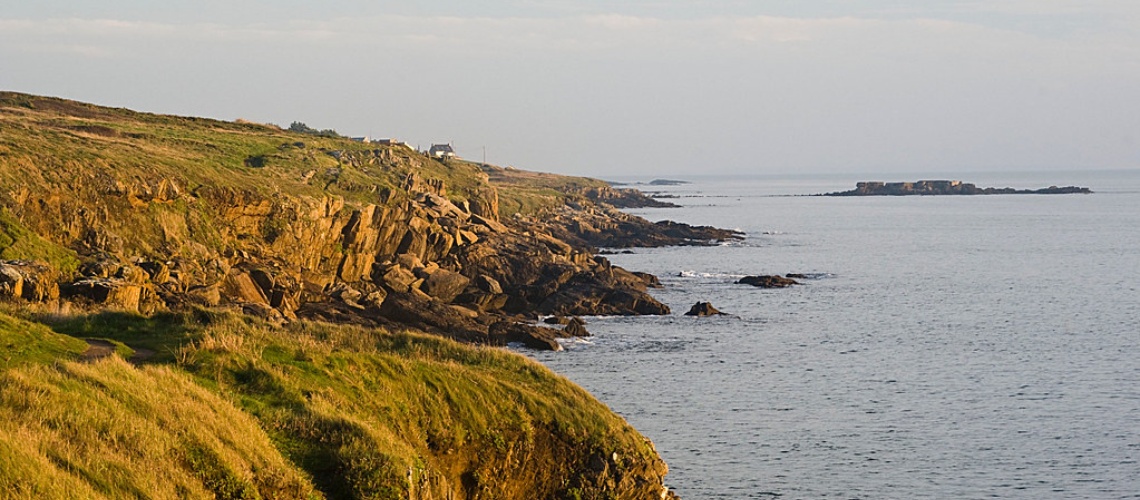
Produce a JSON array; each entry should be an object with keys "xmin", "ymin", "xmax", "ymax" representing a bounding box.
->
[{"xmin": 2, "ymin": 9, "xmax": 1136, "ymax": 174}]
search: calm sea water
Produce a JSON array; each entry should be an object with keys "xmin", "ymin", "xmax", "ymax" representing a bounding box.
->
[{"xmin": 527, "ymin": 170, "xmax": 1140, "ymax": 499}]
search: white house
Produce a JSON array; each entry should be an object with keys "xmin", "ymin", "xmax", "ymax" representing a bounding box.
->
[{"xmin": 428, "ymin": 143, "xmax": 457, "ymax": 159}]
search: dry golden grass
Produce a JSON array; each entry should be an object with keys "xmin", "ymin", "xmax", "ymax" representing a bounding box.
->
[{"xmin": 0, "ymin": 357, "xmax": 319, "ymax": 499}]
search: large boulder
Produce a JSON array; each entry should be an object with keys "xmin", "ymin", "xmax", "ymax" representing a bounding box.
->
[
  {"xmin": 64, "ymin": 279, "xmax": 149, "ymax": 312},
  {"xmin": 453, "ymin": 291, "xmax": 509, "ymax": 312},
  {"xmin": 562, "ymin": 317, "xmax": 590, "ymax": 337},
  {"xmin": 376, "ymin": 291, "xmax": 489, "ymax": 343},
  {"xmin": 419, "ymin": 268, "xmax": 470, "ymax": 302},
  {"xmin": 474, "ymin": 274, "xmax": 503, "ymax": 294},
  {"xmin": 222, "ymin": 271, "xmax": 269, "ymax": 305},
  {"xmin": 632, "ymin": 271, "xmax": 663, "ymax": 289},
  {"xmin": 537, "ymin": 285, "xmax": 670, "ymax": 316},
  {"xmin": 0, "ymin": 265, "xmax": 23, "ymax": 298},
  {"xmin": 184, "ymin": 284, "xmax": 222, "ymax": 306},
  {"xmin": 373, "ymin": 263, "xmax": 418, "ymax": 293}
]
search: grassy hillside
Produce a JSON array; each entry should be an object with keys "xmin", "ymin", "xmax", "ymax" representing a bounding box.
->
[
  {"xmin": 0, "ymin": 207, "xmax": 81, "ymax": 273},
  {"xmin": 0, "ymin": 311, "xmax": 87, "ymax": 368},
  {"xmin": 0, "ymin": 308, "xmax": 669, "ymax": 499},
  {"xmin": 0, "ymin": 92, "xmax": 518, "ymax": 211},
  {"xmin": 476, "ymin": 162, "xmax": 610, "ymax": 217}
]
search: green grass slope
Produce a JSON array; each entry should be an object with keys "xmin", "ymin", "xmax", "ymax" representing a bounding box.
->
[
  {"xmin": 0, "ymin": 311, "xmax": 87, "ymax": 368},
  {"xmin": 0, "ymin": 309, "xmax": 669, "ymax": 499},
  {"xmin": 0, "ymin": 208, "xmax": 81, "ymax": 273},
  {"xmin": 177, "ymin": 313, "xmax": 663, "ymax": 499},
  {"xmin": 0, "ymin": 356, "xmax": 319, "ymax": 499}
]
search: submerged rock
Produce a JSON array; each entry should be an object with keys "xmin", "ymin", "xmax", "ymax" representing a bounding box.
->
[{"xmin": 737, "ymin": 275, "xmax": 800, "ymax": 288}]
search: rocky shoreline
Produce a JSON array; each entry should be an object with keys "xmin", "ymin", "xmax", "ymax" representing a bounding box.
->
[
  {"xmin": 0, "ymin": 95, "xmax": 741, "ymax": 354},
  {"xmin": 1, "ymin": 173, "xmax": 735, "ymax": 352}
]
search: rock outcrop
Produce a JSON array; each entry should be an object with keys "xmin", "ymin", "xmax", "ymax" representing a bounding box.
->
[
  {"xmin": 685, "ymin": 301, "xmax": 725, "ymax": 316},
  {"xmin": 0, "ymin": 260, "xmax": 60, "ymax": 303},
  {"xmin": 523, "ymin": 203, "xmax": 743, "ymax": 250},
  {"xmin": 572, "ymin": 184, "xmax": 679, "ymax": 208},
  {"xmin": 737, "ymin": 275, "xmax": 800, "ymax": 288}
]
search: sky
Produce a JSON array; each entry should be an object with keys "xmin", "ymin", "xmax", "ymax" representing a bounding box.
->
[{"xmin": 2, "ymin": 1, "xmax": 1139, "ymax": 177}]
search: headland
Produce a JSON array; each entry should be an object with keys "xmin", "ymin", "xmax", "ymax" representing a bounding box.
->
[{"xmin": 0, "ymin": 91, "xmax": 737, "ymax": 498}]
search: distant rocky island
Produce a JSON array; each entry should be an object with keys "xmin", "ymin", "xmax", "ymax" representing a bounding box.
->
[
  {"xmin": 608, "ymin": 178, "xmax": 689, "ymax": 187},
  {"xmin": 824, "ymin": 180, "xmax": 1092, "ymax": 196}
]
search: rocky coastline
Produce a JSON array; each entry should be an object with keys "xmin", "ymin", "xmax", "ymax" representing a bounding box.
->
[
  {"xmin": 0, "ymin": 93, "xmax": 750, "ymax": 354},
  {"xmin": 824, "ymin": 180, "xmax": 1092, "ymax": 196},
  {"xmin": 0, "ymin": 167, "xmax": 734, "ymax": 352},
  {"xmin": 0, "ymin": 91, "xmax": 708, "ymax": 499}
]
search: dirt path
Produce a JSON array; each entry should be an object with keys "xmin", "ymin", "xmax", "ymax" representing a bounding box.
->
[
  {"xmin": 80, "ymin": 339, "xmax": 117, "ymax": 362},
  {"xmin": 80, "ymin": 340, "xmax": 156, "ymax": 364},
  {"xmin": 129, "ymin": 348, "xmax": 156, "ymax": 364}
]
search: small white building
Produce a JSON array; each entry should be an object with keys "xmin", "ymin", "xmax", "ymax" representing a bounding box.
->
[{"xmin": 428, "ymin": 143, "xmax": 457, "ymax": 159}]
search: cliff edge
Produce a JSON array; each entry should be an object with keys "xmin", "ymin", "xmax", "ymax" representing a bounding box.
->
[{"xmin": 0, "ymin": 92, "xmax": 709, "ymax": 498}]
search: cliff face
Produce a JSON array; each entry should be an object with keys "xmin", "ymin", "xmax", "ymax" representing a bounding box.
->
[
  {"xmin": 0, "ymin": 92, "xmax": 725, "ymax": 350},
  {"xmin": 0, "ymin": 92, "xmax": 705, "ymax": 498}
]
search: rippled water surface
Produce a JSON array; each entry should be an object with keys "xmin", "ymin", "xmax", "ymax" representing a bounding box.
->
[{"xmin": 528, "ymin": 171, "xmax": 1140, "ymax": 499}]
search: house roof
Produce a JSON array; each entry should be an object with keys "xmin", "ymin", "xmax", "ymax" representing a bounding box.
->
[{"xmin": 429, "ymin": 144, "xmax": 455, "ymax": 153}]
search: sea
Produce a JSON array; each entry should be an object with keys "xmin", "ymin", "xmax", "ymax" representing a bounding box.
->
[{"xmin": 525, "ymin": 169, "xmax": 1140, "ymax": 499}]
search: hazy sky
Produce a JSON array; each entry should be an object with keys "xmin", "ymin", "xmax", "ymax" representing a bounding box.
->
[{"xmin": 2, "ymin": 1, "xmax": 1138, "ymax": 177}]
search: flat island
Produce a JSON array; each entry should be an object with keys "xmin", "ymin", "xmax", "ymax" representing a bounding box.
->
[{"xmin": 824, "ymin": 180, "xmax": 1092, "ymax": 196}]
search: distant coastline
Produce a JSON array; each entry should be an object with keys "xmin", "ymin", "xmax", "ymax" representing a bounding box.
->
[
  {"xmin": 822, "ymin": 180, "xmax": 1092, "ymax": 196},
  {"xmin": 608, "ymin": 178, "xmax": 690, "ymax": 187}
]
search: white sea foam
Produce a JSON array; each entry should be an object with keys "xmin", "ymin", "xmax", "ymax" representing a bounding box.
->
[{"xmin": 677, "ymin": 270, "xmax": 748, "ymax": 279}]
